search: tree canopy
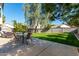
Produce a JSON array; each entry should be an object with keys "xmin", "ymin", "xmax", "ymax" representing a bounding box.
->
[
  {"xmin": 59, "ymin": 3, "xmax": 79, "ymax": 27},
  {"xmin": 23, "ymin": 3, "xmax": 79, "ymax": 28},
  {"xmin": 23, "ymin": 3, "xmax": 56, "ymax": 29}
]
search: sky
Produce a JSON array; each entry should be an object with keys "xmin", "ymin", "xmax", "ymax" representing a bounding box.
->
[
  {"xmin": 4, "ymin": 3, "xmax": 25, "ymax": 25},
  {"xmin": 3, "ymin": 3, "xmax": 63, "ymax": 25}
]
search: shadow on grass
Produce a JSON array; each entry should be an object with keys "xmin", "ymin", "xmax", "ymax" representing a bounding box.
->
[{"xmin": 33, "ymin": 33, "xmax": 79, "ymax": 47}]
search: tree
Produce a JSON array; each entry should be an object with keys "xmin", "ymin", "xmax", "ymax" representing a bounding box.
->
[
  {"xmin": 23, "ymin": 3, "xmax": 56, "ymax": 32},
  {"xmin": 43, "ymin": 3, "xmax": 56, "ymax": 21},
  {"xmin": 59, "ymin": 4, "xmax": 79, "ymax": 23},
  {"xmin": 23, "ymin": 4, "xmax": 43, "ymax": 32},
  {"xmin": 43, "ymin": 3, "xmax": 79, "ymax": 33},
  {"xmin": 2, "ymin": 15, "xmax": 5, "ymax": 23},
  {"xmin": 13, "ymin": 20, "xmax": 27, "ymax": 32},
  {"xmin": 23, "ymin": 3, "xmax": 31, "ymax": 27},
  {"xmin": 56, "ymin": 4, "xmax": 79, "ymax": 34},
  {"xmin": 68, "ymin": 13, "xmax": 79, "ymax": 34},
  {"xmin": 59, "ymin": 3, "xmax": 79, "ymax": 34}
]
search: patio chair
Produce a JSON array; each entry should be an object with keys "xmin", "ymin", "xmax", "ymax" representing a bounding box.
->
[
  {"xmin": 24, "ymin": 32, "xmax": 32, "ymax": 45},
  {"xmin": 13, "ymin": 30, "xmax": 33, "ymax": 45},
  {"xmin": 23, "ymin": 28, "xmax": 33, "ymax": 44},
  {"xmin": 13, "ymin": 32, "xmax": 23, "ymax": 42}
]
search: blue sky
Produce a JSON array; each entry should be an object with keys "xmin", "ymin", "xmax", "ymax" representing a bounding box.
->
[
  {"xmin": 4, "ymin": 3, "xmax": 63, "ymax": 25},
  {"xmin": 4, "ymin": 3, "xmax": 25, "ymax": 25}
]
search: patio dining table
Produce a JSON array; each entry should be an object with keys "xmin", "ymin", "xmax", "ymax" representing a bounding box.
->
[{"xmin": 15, "ymin": 32, "xmax": 27, "ymax": 44}]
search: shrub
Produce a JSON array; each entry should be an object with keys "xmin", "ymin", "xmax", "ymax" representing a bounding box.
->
[{"xmin": 13, "ymin": 21, "xmax": 28, "ymax": 32}]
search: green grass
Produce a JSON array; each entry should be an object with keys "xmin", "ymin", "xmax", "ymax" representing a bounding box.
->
[{"xmin": 32, "ymin": 32, "xmax": 79, "ymax": 47}]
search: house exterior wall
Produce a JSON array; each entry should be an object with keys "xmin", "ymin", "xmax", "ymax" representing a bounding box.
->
[{"xmin": 0, "ymin": 3, "xmax": 3, "ymax": 25}]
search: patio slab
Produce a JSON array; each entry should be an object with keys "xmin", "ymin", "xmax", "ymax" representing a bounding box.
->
[
  {"xmin": 39, "ymin": 42, "xmax": 78, "ymax": 56},
  {"xmin": 0, "ymin": 38, "xmax": 78, "ymax": 56},
  {"xmin": 0, "ymin": 38, "xmax": 13, "ymax": 45}
]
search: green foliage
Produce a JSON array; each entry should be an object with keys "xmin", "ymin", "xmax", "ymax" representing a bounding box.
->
[
  {"xmin": 68, "ymin": 13, "xmax": 79, "ymax": 27},
  {"xmin": 23, "ymin": 3, "xmax": 79, "ymax": 28},
  {"xmin": 23, "ymin": 3, "xmax": 55, "ymax": 29},
  {"xmin": 32, "ymin": 32, "xmax": 79, "ymax": 47},
  {"xmin": 23, "ymin": 4, "xmax": 42, "ymax": 28},
  {"xmin": 13, "ymin": 20, "xmax": 28, "ymax": 32},
  {"xmin": 68, "ymin": 19, "xmax": 79, "ymax": 27},
  {"xmin": 45, "ymin": 24, "xmax": 52, "ymax": 29},
  {"xmin": 60, "ymin": 3, "xmax": 79, "ymax": 27},
  {"xmin": 2, "ymin": 15, "xmax": 5, "ymax": 23},
  {"xmin": 43, "ymin": 4, "xmax": 55, "ymax": 21},
  {"xmin": 42, "ymin": 24, "xmax": 52, "ymax": 32},
  {"xmin": 43, "ymin": 3, "xmax": 55, "ymax": 13}
]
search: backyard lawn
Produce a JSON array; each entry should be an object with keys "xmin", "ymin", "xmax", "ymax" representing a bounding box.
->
[{"xmin": 32, "ymin": 32, "xmax": 79, "ymax": 47}]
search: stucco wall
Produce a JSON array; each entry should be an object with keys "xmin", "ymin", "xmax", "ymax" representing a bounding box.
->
[{"xmin": 0, "ymin": 4, "xmax": 3, "ymax": 25}]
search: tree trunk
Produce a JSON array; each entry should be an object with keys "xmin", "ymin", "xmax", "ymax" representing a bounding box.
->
[
  {"xmin": 78, "ymin": 27, "xmax": 79, "ymax": 34},
  {"xmin": 35, "ymin": 26, "xmax": 37, "ymax": 33},
  {"xmin": 34, "ymin": 23, "xmax": 39, "ymax": 33}
]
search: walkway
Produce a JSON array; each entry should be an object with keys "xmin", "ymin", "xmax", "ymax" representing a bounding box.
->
[{"xmin": 0, "ymin": 37, "xmax": 78, "ymax": 56}]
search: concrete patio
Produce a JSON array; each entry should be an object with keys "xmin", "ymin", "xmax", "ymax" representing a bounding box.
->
[{"xmin": 0, "ymin": 37, "xmax": 78, "ymax": 56}]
